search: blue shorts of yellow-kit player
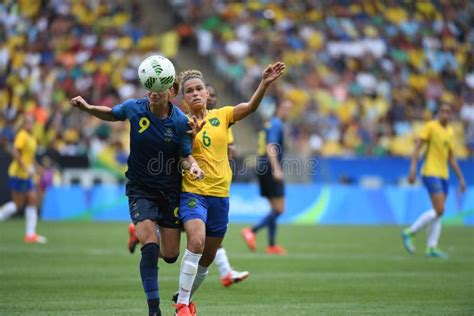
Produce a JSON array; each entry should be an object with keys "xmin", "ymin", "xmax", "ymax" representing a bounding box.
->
[
  {"xmin": 8, "ymin": 177, "xmax": 34, "ymax": 193},
  {"xmin": 422, "ymin": 176, "xmax": 449, "ymax": 195},
  {"xmin": 179, "ymin": 192, "xmax": 229, "ymax": 238}
]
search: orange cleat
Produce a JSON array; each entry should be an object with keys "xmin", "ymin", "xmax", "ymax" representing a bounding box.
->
[
  {"xmin": 174, "ymin": 303, "xmax": 193, "ymax": 316},
  {"xmin": 266, "ymin": 245, "xmax": 287, "ymax": 255},
  {"xmin": 188, "ymin": 301, "xmax": 197, "ymax": 316},
  {"xmin": 240, "ymin": 227, "xmax": 256, "ymax": 251},
  {"xmin": 128, "ymin": 223, "xmax": 139, "ymax": 253},
  {"xmin": 220, "ymin": 270, "xmax": 250, "ymax": 287},
  {"xmin": 24, "ymin": 234, "xmax": 47, "ymax": 244}
]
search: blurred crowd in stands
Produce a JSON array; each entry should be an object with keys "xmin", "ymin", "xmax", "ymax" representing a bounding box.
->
[
  {"xmin": 0, "ymin": 0, "xmax": 473, "ymax": 185},
  {"xmin": 0, "ymin": 0, "xmax": 180, "ymax": 178},
  {"xmin": 172, "ymin": 0, "xmax": 474, "ymax": 158}
]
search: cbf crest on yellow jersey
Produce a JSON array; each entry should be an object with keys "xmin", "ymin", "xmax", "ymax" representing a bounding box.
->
[
  {"xmin": 183, "ymin": 106, "xmax": 234, "ymax": 197},
  {"xmin": 8, "ymin": 129, "xmax": 37, "ymax": 179},
  {"xmin": 420, "ymin": 120, "xmax": 454, "ymax": 179}
]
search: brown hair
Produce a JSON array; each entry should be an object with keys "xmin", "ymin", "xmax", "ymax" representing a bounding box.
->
[{"xmin": 178, "ymin": 70, "xmax": 205, "ymax": 94}]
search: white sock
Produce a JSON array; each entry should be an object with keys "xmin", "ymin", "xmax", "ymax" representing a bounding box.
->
[
  {"xmin": 215, "ymin": 247, "xmax": 232, "ymax": 278},
  {"xmin": 427, "ymin": 216, "xmax": 442, "ymax": 248},
  {"xmin": 25, "ymin": 205, "xmax": 38, "ymax": 236},
  {"xmin": 177, "ymin": 249, "xmax": 202, "ymax": 305},
  {"xmin": 0, "ymin": 201, "xmax": 17, "ymax": 221},
  {"xmin": 191, "ymin": 265, "xmax": 209, "ymax": 298},
  {"xmin": 409, "ymin": 209, "xmax": 437, "ymax": 234}
]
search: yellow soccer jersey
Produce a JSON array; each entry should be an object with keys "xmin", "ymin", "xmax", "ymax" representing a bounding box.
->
[
  {"xmin": 228, "ymin": 127, "xmax": 234, "ymax": 144},
  {"xmin": 8, "ymin": 129, "xmax": 37, "ymax": 179},
  {"xmin": 183, "ymin": 106, "xmax": 234, "ymax": 197},
  {"xmin": 420, "ymin": 120, "xmax": 454, "ymax": 179}
]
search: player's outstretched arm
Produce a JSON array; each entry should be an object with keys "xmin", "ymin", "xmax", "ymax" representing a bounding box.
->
[
  {"xmin": 408, "ymin": 138, "xmax": 425, "ymax": 184},
  {"xmin": 70, "ymin": 96, "xmax": 118, "ymax": 122},
  {"xmin": 233, "ymin": 62, "xmax": 285, "ymax": 122},
  {"xmin": 448, "ymin": 149, "xmax": 466, "ymax": 192}
]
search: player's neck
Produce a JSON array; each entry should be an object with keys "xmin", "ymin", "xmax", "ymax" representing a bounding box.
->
[
  {"xmin": 190, "ymin": 108, "xmax": 207, "ymax": 120},
  {"xmin": 150, "ymin": 102, "xmax": 171, "ymax": 119}
]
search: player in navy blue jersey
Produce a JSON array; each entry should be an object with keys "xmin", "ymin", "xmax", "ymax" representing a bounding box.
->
[
  {"xmin": 71, "ymin": 85, "xmax": 204, "ymax": 316},
  {"xmin": 241, "ymin": 100, "xmax": 292, "ymax": 255}
]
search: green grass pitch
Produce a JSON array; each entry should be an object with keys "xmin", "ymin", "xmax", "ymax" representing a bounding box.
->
[{"xmin": 0, "ymin": 221, "xmax": 473, "ymax": 315}]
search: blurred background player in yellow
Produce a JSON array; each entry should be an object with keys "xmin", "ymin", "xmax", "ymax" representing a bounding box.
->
[
  {"xmin": 403, "ymin": 104, "xmax": 466, "ymax": 258},
  {"xmin": 206, "ymin": 83, "xmax": 249, "ymax": 287},
  {"xmin": 241, "ymin": 100, "xmax": 292, "ymax": 255},
  {"xmin": 173, "ymin": 62, "xmax": 285, "ymax": 315},
  {"xmin": 0, "ymin": 115, "xmax": 46, "ymax": 243}
]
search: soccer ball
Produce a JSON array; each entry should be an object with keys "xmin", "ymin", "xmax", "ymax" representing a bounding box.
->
[{"xmin": 137, "ymin": 55, "xmax": 176, "ymax": 92}]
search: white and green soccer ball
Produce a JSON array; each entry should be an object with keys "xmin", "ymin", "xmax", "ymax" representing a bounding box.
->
[{"xmin": 137, "ymin": 55, "xmax": 176, "ymax": 92}]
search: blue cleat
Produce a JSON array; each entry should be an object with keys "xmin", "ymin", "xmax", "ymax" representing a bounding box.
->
[
  {"xmin": 402, "ymin": 228, "xmax": 415, "ymax": 255},
  {"xmin": 426, "ymin": 247, "xmax": 448, "ymax": 259}
]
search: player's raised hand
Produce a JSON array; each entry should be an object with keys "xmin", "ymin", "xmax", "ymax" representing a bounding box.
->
[
  {"xmin": 187, "ymin": 116, "xmax": 206, "ymax": 139},
  {"xmin": 70, "ymin": 96, "xmax": 90, "ymax": 111},
  {"xmin": 262, "ymin": 62, "xmax": 285, "ymax": 86}
]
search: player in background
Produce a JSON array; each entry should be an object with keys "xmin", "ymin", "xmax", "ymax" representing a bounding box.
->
[
  {"xmin": 206, "ymin": 83, "xmax": 249, "ymax": 287},
  {"xmin": 174, "ymin": 62, "xmax": 285, "ymax": 316},
  {"xmin": 241, "ymin": 100, "xmax": 292, "ymax": 255},
  {"xmin": 0, "ymin": 115, "xmax": 46, "ymax": 244},
  {"xmin": 403, "ymin": 104, "xmax": 466, "ymax": 258},
  {"xmin": 70, "ymin": 81, "xmax": 204, "ymax": 316}
]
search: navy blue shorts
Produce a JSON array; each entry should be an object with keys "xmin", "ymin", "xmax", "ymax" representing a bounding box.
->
[
  {"xmin": 9, "ymin": 177, "xmax": 34, "ymax": 193},
  {"xmin": 126, "ymin": 181, "xmax": 181, "ymax": 229},
  {"xmin": 257, "ymin": 164, "xmax": 284, "ymax": 198},
  {"xmin": 422, "ymin": 176, "xmax": 449, "ymax": 195},
  {"xmin": 179, "ymin": 192, "xmax": 229, "ymax": 237}
]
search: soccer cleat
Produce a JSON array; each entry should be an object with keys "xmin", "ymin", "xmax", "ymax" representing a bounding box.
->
[
  {"xmin": 266, "ymin": 245, "xmax": 287, "ymax": 255},
  {"xmin": 172, "ymin": 292, "xmax": 197, "ymax": 316},
  {"xmin": 24, "ymin": 234, "xmax": 47, "ymax": 244},
  {"xmin": 220, "ymin": 270, "xmax": 250, "ymax": 287},
  {"xmin": 240, "ymin": 227, "xmax": 256, "ymax": 251},
  {"xmin": 402, "ymin": 228, "xmax": 415, "ymax": 255},
  {"xmin": 128, "ymin": 223, "xmax": 139, "ymax": 253},
  {"xmin": 174, "ymin": 303, "xmax": 193, "ymax": 316},
  {"xmin": 426, "ymin": 247, "xmax": 448, "ymax": 259}
]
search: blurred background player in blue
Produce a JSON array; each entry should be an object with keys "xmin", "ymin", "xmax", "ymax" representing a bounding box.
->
[
  {"xmin": 70, "ymin": 85, "xmax": 203, "ymax": 316},
  {"xmin": 241, "ymin": 100, "xmax": 292, "ymax": 255}
]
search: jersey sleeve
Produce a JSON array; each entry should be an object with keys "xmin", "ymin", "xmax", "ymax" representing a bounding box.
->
[
  {"xmin": 178, "ymin": 117, "xmax": 192, "ymax": 157},
  {"xmin": 266, "ymin": 119, "xmax": 282, "ymax": 144},
  {"xmin": 221, "ymin": 106, "xmax": 234, "ymax": 127},
  {"xmin": 419, "ymin": 122, "xmax": 431, "ymax": 141},
  {"xmin": 111, "ymin": 99, "xmax": 136, "ymax": 121},
  {"xmin": 13, "ymin": 131, "xmax": 27, "ymax": 150}
]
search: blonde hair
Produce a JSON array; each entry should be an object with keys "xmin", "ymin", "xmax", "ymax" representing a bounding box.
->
[{"xmin": 178, "ymin": 70, "xmax": 205, "ymax": 94}]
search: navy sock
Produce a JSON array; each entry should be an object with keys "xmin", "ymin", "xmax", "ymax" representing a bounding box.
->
[
  {"xmin": 268, "ymin": 211, "xmax": 281, "ymax": 246},
  {"xmin": 140, "ymin": 243, "xmax": 160, "ymax": 315},
  {"xmin": 252, "ymin": 209, "xmax": 279, "ymax": 233}
]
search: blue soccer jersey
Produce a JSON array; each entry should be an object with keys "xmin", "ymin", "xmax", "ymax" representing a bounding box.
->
[
  {"xmin": 112, "ymin": 98, "xmax": 192, "ymax": 192},
  {"xmin": 257, "ymin": 117, "xmax": 284, "ymax": 165}
]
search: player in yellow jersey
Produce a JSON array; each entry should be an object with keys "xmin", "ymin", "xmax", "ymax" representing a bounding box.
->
[
  {"xmin": 205, "ymin": 84, "xmax": 249, "ymax": 287},
  {"xmin": 402, "ymin": 104, "xmax": 466, "ymax": 258},
  {"xmin": 0, "ymin": 115, "xmax": 46, "ymax": 243},
  {"xmin": 173, "ymin": 63, "xmax": 285, "ymax": 316}
]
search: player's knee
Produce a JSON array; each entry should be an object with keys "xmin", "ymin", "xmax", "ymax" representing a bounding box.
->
[
  {"xmin": 161, "ymin": 255, "xmax": 179, "ymax": 264},
  {"xmin": 435, "ymin": 207, "xmax": 445, "ymax": 216},
  {"xmin": 187, "ymin": 237, "xmax": 205, "ymax": 254}
]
